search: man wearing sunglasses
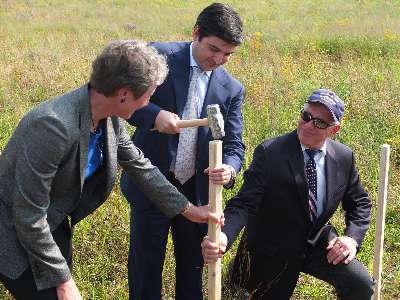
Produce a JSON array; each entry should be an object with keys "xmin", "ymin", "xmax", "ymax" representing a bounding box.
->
[{"xmin": 202, "ymin": 89, "xmax": 374, "ymax": 299}]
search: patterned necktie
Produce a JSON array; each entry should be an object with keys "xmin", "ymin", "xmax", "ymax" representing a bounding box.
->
[
  {"xmin": 174, "ymin": 66, "xmax": 202, "ymax": 184},
  {"xmin": 305, "ymin": 149, "xmax": 318, "ymax": 222}
]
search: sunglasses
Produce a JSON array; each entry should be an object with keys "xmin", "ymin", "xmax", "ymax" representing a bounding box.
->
[{"xmin": 301, "ymin": 110, "xmax": 335, "ymax": 129}]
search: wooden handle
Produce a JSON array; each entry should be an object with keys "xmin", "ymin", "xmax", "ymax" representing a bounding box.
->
[
  {"xmin": 176, "ymin": 118, "xmax": 208, "ymax": 128},
  {"xmin": 208, "ymin": 140, "xmax": 222, "ymax": 300},
  {"xmin": 372, "ymin": 144, "xmax": 390, "ymax": 300}
]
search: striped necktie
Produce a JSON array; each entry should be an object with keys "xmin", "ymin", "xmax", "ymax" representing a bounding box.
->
[{"xmin": 305, "ymin": 149, "xmax": 319, "ymax": 222}]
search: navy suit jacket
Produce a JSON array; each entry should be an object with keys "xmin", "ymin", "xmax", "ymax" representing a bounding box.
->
[
  {"xmin": 223, "ymin": 131, "xmax": 372, "ymax": 258},
  {"xmin": 121, "ymin": 42, "xmax": 245, "ymax": 207}
]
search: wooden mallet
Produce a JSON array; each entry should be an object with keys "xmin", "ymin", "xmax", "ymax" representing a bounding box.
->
[
  {"xmin": 150, "ymin": 105, "xmax": 225, "ymax": 135},
  {"xmin": 372, "ymin": 144, "xmax": 390, "ymax": 300},
  {"xmin": 175, "ymin": 107, "xmax": 225, "ymax": 136}
]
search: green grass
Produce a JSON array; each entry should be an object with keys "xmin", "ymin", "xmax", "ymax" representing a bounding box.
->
[{"xmin": 1, "ymin": 1, "xmax": 400, "ymax": 299}]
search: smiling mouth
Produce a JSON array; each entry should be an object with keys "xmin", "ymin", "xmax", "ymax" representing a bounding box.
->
[
  {"xmin": 205, "ymin": 63, "xmax": 219, "ymax": 70},
  {"xmin": 302, "ymin": 129, "xmax": 315, "ymax": 136}
]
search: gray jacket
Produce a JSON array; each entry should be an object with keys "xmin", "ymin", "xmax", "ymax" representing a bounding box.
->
[{"xmin": 0, "ymin": 85, "xmax": 188, "ymax": 290}]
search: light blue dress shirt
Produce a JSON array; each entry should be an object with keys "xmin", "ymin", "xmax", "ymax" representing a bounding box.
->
[
  {"xmin": 189, "ymin": 43, "xmax": 211, "ymax": 117},
  {"xmin": 301, "ymin": 143, "xmax": 327, "ymax": 218}
]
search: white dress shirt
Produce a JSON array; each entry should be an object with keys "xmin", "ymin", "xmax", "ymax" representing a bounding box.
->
[{"xmin": 189, "ymin": 43, "xmax": 212, "ymax": 117}]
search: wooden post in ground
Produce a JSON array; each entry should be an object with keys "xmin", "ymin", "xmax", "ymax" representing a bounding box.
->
[
  {"xmin": 208, "ymin": 140, "xmax": 223, "ymax": 300},
  {"xmin": 372, "ymin": 144, "xmax": 390, "ymax": 300}
]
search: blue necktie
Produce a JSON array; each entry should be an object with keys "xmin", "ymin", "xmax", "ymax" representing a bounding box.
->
[{"xmin": 305, "ymin": 149, "xmax": 318, "ymax": 222}]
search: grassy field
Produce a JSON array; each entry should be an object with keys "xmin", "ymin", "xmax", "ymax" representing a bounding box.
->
[{"xmin": 1, "ymin": 0, "xmax": 399, "ymax": 299}]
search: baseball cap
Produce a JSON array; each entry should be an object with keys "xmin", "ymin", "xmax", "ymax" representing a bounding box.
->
[{"xmin": 307, "ymin": 89, "xmax": 345, "ymax": 123}]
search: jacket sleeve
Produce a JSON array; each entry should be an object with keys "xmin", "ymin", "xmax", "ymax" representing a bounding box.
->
[
  {"xmin": 222, "ymin": 84, "xmax": 245, "ymax": 174},
  {"xmin": 223, "ymin": 143, "xmax": 268, "ymax": 248},
  {"xmin": 12, "ymin": 115, "xmax": 71, "ymax": 290},
  {"xmin": 116, "ymin": 120, "xmax": 188, "ymax": 217},
  {"xmin": 342, "ymin": 152, "xmax": 372, "ymax": 248},
  {"xmin": 126, "ymin": 102, "xmax": 161, "ymax": 130}
]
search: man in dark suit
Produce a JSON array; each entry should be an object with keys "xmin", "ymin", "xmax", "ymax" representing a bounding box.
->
[
  {"xmin": 0, "ymin": 40, "xmax": 219, "ymax": 300},
  {"xmin": 120, "ymin": 3, "xmax": 245, "ymax": 299},
  {"xmin": 202, "ymin": 89, "xmax": 375, "ymax": 299}
]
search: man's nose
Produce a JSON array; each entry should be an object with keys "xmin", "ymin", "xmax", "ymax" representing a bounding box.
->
[
  {"xmin": 213, "ymin": 53, "xmax": 225, "ymax": 65},
  {"xmin": 305, "ymin": 119, "xmax": 316, "ymax": 129}
]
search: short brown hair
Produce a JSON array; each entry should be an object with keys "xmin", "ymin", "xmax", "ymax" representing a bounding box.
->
[
  {"xmin": 195, "ymin": 3, "xmax": 243, "ymax": 46},
  {"xmin": 90, "ymin": 40, "xmax": 168, "ymax": 98}
]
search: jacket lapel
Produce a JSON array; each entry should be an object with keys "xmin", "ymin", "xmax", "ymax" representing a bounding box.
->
[
  {"xmin": 79, "ymin": 86, "xmax": 91, "ymax": 191},
  {"xmin": 170, "ymin": 44, "xmax": 191, "ymax": 117},
  {"xmin": 311, "ymin": 140, "xmax": 340, "ymax": 230},
  {"xmin": 200, "ymin": 69, "xmax": 228, "ymax": 117},
  {"xmin": 197, "ymin": 69, "xmax": 228, "ymax": 150},
  {"xmin": 104, "ymin": 118, "xmax": 117, "ymax": 191},
  {"xmin": 287, "ymin": 132, "xmax": 311, "ymax": 222},
  {"xmin": 321, "ymin": 140, "xmax": 339, "ymax": 220},
  {"xmin": 308, "ymin": 141, "xmax": 342, "ymax": 241}
]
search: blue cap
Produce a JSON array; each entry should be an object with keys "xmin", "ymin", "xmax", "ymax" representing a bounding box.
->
[{"xmin": 307, "ymin": 89, "xmax": 345, "ymax": 123}]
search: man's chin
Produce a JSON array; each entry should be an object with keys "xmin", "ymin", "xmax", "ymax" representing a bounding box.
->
[
  {"xmin": 114, "ymin": 113, "xmax": 132, "ymax": 120},
  {"xmin": 207, "ymin": 65, "xmax": 219, "ymax": 70},
  {"xmin": 202, "ymin": 62, "xmax": 219, "ymax": 71},
  {"xmin": 298, "ymin": 134, "xmax": 315, "ymax": 149}
]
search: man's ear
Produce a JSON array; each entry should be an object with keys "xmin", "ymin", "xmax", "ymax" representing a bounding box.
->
[
  {"xmin": 192, "ymin": 26, "xmax": 200, "ymax": 41},
  {"xmin": 115, "ymin": 87, "xmax": 128, "ymax": 98},
  {"xmin": 329, "ymin": 124, "xmax": 341, "ymax": 138}
]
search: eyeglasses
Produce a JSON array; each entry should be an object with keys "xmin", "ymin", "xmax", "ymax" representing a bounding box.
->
[{"xmin": 300, "ymin": 110, "xmax": 335, "ymax": 129}]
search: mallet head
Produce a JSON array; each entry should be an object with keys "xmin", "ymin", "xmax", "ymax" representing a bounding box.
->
[{"xmin": 206, "ymin": 104, "xmax": 225, "ymax": 139}]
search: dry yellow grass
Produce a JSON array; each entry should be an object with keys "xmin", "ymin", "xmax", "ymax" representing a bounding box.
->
[{"xmin": 0, "ymin": 1, "xmax": 399, "ymax": 299}]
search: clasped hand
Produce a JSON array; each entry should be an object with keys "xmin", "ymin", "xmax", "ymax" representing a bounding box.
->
[
  {"xmin": 204, "ymin": 164, "xmax": 232, "ymax": 185},
  {"xmin": 326, "ymin": 236, "xmax": 357, "ymax": 265},
  {"xmin": 201, "ymin": 232, "xmax": 228, "ymax": 263}
]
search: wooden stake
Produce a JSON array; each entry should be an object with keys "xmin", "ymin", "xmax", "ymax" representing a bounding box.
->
[
  {"xmin": 208, "ymin": 140, "xmax": 223, "ymax": 300},
  {"xmin": 372, "ymin": 144, "xmax": 390, "ymax": 300}
]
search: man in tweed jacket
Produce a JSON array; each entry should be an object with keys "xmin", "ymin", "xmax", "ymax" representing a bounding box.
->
[{"xmin": 0, "ymin": 40, "xmax": 217, "ymax": 299}]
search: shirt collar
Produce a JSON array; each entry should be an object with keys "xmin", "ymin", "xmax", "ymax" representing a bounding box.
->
[
  {"xmin": 189, "ymin": 43, "xmax": 212, "ymax": 78},
  {"xmin": 300, "ymin": 141, "xmax": 327, "ymax": 157}
]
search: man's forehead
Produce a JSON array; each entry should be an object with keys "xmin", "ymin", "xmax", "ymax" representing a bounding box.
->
[
  {"xmin": 205, "ymin": 37, "xmax": 237, "ymax": 52},
  {"xmin": 307, "ymin": 103, "xmax": 334, "ymax": 121}
]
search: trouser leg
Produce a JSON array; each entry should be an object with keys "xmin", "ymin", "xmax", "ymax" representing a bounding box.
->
[
  {"xmin": 0, "ymin": 269, "xmax": 58, "ymax": 300},
  {"xmin": 0, "ymin": 218, "xmax": 72, "ymax": 300},
  {"xmin": 172, "ymin": 214, "xmax": 205, "ymax": 300},
  {"xmin": 168, "ymin": 174, "xmax": 205, "ymax": 300},
  {"xmin": 128, "ymin": 205, "xmax": 170, "ymax": 300},
  {"xmin": 246, "ymin": 253, "xmax": 301, "ymax": 300},
  {"xmin": 302, "ymin": 247, "xmax": 374, "ymax": 300}
]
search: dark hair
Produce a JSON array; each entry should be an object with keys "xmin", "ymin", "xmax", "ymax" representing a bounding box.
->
[
  {"xmin": 90, "ymin": 40, "xmax": 168, "ymax": 98},
  {"xmin": 195, "ymin": 3, "xmax": 243, "ymax": 46}
]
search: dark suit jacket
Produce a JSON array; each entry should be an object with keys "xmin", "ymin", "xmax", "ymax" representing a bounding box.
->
[
  {"xmin": 0, "ymin": 85, "xmax": 189, "ymax": 290},
  {"xmin": 121, "ymin": 42, "xmax": 245, "ymax": 206},
  {"xmin": 223, "ymin": 130, "xmax": 371, "ymax": 258}
]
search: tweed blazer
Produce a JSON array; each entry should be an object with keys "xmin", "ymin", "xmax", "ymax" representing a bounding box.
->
[{"xmin": 0, "ymin": 85, "xmax": 188, "ymax": 290}]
